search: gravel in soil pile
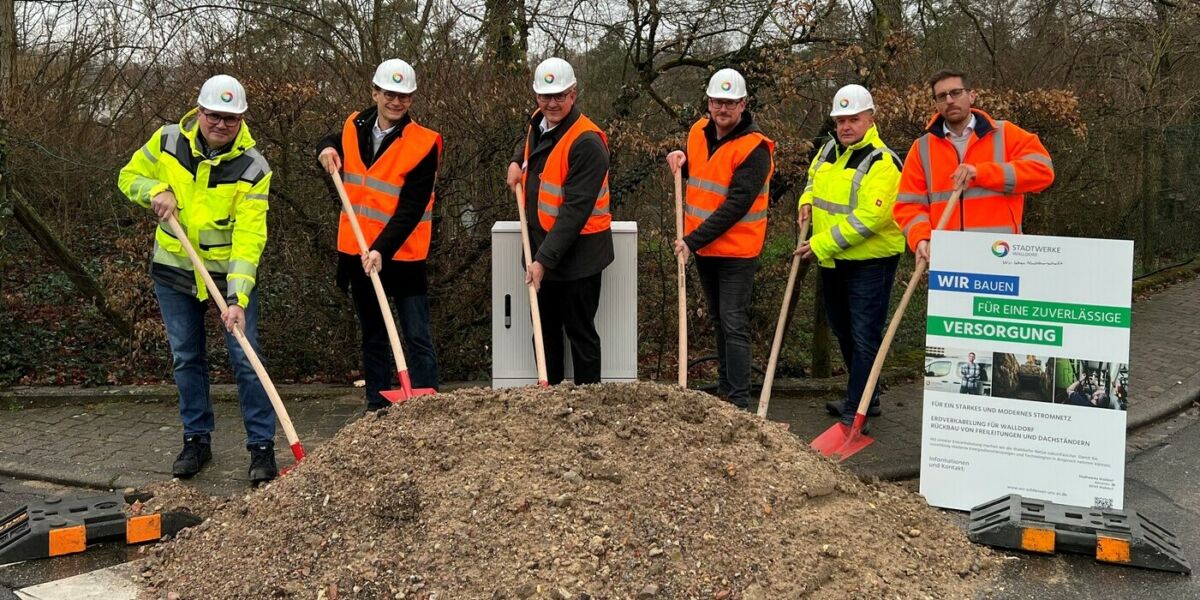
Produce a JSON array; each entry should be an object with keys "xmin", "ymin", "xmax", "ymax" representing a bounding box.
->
[{"xmin": 139, "ymin": 382, "xmax": 998, "ymax": 599}]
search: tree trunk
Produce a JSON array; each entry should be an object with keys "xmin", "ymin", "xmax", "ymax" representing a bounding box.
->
[
  {"xmin": 10, "ymin": 186, "xmax": 134, "ymax": 338},
  {"xmin": 0, "ymin": 0, "xmax": 14, "ymax": 95}
]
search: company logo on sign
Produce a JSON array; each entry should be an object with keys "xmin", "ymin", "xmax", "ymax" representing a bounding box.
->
[
  {"xmin": 721, "ymin": 81, "xmax": 732, "ymax": 91},
  {"xmin": 392, "ymin": 72, "xmax": 404, "ymax": 83},
  {"xmin": 992, "ymin": 240, "xmax": 1010, "ymax": 257},
  {"xmin": 839, "ymin": 98, "xmax": 850, "ymax": 108},
  {"xmin": 544, "ymin": 73, "xmax": 555, "ymax": 84},
  {"xmin": 220, "ymin": 91, "xmax": 234, "ymax": 103}
]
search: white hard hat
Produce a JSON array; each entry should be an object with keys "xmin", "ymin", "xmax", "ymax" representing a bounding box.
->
[
  {"xmin": 197, "ymin": 75, "xmax": 248, "ymax": 114},
  {"xmin": 706, "ymin": 69, "xmax": 748, "ymax": 100},
  {"xmin": 533, "ymin": 58, "xmax": 577, "ymax": 94},
  {"xmin": 830, "ymin": 84, "xmax": 875, "ymax": 117},
  {"xmin": 373, "ymin": 59, "xmax": 417, "ymax": 94}
]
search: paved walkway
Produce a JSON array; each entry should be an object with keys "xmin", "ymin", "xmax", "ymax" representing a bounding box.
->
[{"xmin": 0, "ymin": 278, "xmax": 1198, "ymax": 495}]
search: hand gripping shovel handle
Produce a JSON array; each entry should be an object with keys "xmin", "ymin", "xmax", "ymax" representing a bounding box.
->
[
  {"xmin": 758, "ymin": 218, "xmax": 811, "ymax": 418},
  {"xmin": 674, "ymin": 169, "xmax": 687, "ymax": 389},
  {"xmin": 330, "ymin": 172, "xmax": 429, "ymax": 402},
  {"xmin": 164, "ymin": 215, "xmax": 305, "ymax": 464},
  {"xmin": 512, "ymin": 184, "xmax": 550, "ymax": 387}
]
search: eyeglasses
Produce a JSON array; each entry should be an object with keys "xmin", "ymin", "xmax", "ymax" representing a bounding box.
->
[
  {"xmin": 199, "ymin": 111, "xmax": 241, "ymax": 128},
  {"xmin": 933, "ymin": 88, "xmax": 971, "ymax": 103},
  {"xmin": 374, "ymin": 87, "xmax": 413, "ymax": 103},
  {"xmin": 536, "ymin": 91, "xmax": 572, "ymax": 105},
  {"xmin": 708, "ymin": 98, "xmax": 742, "ymax": 110}
]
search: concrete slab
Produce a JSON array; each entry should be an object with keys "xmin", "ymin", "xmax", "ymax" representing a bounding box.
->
[{"xmin": 14, "ymin": 561, "xmax": 139, "ymax": 600}]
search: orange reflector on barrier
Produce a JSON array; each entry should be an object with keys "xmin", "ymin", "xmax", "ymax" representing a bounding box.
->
[
  {"xmin": 1020, "ymin": 527, "xmax": 1055, "ymax": 553},
  {"xmin": 1097, "ymin": 535, "xmax": 1132, "ymax": 564},
  {"xmin": 47, "ymin": 525, "xmax": 86, "ymax": 556},
  {"xmin": 126, "ymin": 514, "xmax": 162, "ymax": 544}
]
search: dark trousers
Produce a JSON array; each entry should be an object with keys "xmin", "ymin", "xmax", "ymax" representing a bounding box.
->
[
  {"xmin": 820, "ymin": 255, "xmax": 900, "ymax": 424},
  {"xmin": 349, "ymin": 276, "xmax": 439, "ymax": 410},
  {"xmin": 695, "ymin": 256, "xmax": 757, "ymax": 407},
  {"xmin": 537, "ymin": 272, "xmax": 603, "ymax": 385}
]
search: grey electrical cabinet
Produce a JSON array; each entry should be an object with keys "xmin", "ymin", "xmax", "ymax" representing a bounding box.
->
[{"xmin": 491, "ymin": 221, "xmax": 638, "ymax": 388}]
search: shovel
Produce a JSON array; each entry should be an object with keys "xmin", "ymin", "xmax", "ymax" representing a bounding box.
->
[
  {"xmin": 811, "ymin": 188, "xmax": 962, "ymax": 460},
  {"xmin": 757, "ymin": 217, "xmax": 811, "ymax": 418},
  {"xmin": 330, "ymin": 172, "xmax": 436, "ymax": 403},
  {"xmin": 512, "ymin": 183, "xmax": 550, "ymax": 387},
  {"xmin": 673, "ymin": 169, "xmax": 687, "ymax": 388},
  {"xmin": 164, "ymin": 214, "xmax": 306, "ymax": 467}
]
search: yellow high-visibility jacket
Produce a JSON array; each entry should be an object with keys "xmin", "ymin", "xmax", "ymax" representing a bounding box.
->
[
  {"xmin": 798, "ymin": 124, "xmax": 904, "ymax": 267},
  {"xmin": 118, "ymin": 108, "xmax": 270, "ymax": 307}
]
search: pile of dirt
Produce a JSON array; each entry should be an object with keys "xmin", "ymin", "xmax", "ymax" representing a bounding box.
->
[{"xmin": 139, "ymin": 383, "xmax": 998, "ymax": 599}]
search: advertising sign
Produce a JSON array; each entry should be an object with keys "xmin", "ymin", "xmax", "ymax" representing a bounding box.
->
[{"xmin": 920, "ymin": 231, "xmax": 1133, "ymax": 510}]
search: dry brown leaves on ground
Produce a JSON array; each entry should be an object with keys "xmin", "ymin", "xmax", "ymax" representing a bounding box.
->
[{"xmin": 139, "ymin": 382, "xmax": 998, "ymax": 599}]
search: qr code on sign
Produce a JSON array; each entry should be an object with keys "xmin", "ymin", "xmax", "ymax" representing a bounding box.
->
[{"xmin": 1094, "ymin": 497, "xmax": 1113, "ymax": 509}]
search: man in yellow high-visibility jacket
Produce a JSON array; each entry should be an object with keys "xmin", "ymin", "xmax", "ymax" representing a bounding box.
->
[
  {"xmin": 117, "ymin": 74, "xmax": 277, "ymax": 484},
  {"xmin": 797, "ymin": 84, "xmax": 905, "ymax": 430}
]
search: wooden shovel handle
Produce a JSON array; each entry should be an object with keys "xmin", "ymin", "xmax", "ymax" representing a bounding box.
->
[
  {"xmin": 674, "ymin": 168, "xmax": 687, "ymax": 389},
  {"xmin": 164, "ymin": 214, "xmax": 302, "ymax": 451},
  {"xmin": 758, "ymin": 218, "xmax": 811, "ymax": 418},
  {"xmin": 330, "ymin": 172, "xmax": 409, "ymax": 373},
  {"xmin": 850, "ymin": 187, "xmax": 963, "ymax": 418},
  {"xmin": 512, "ymin": 184, "xmax": 550, "ymax": 386}
]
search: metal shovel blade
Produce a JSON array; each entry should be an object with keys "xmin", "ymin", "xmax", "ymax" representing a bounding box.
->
[
  {"xmin": 810, "ymin": 419, "xmax": 875, "ymax": 462},
  {"xmin": 381, "ymin": 371, "xmax": 437, "ymax": 404}
]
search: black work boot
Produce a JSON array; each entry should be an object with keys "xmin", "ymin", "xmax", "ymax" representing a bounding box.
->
[
  {"xmin": 172, "ymin": 435, "xmax": 212, "ymax": 478},
  {"xmin": 247, "ymin": 442, "xmax": 278, "ymax": 485}
]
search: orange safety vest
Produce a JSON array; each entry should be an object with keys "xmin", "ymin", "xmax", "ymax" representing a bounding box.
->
[
  {"xmin": 523, "ymin": 111, "xmax": 611, "ymax": 234},
  {"xmin": 894, "ymin": 109, "xmax": 1054, "ymax": 252},
  {"xmin": 683, "ymin": 118, "xmax": 775, "ymax": 258},
  {"xmin": 338, "ymin": 113, "xmax": 442, "ymax": 261}
]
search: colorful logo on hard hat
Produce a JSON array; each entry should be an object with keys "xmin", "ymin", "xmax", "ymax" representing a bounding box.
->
[
  {"xmin": 992, "ymin": 240, "xmax": 1010, "ymax": 257},
  {"xmin": 220, "ymin": 91, "xmax": 234, "ymax": 103},
  {"xmin": 721, "ymin": 81, "xmax": 732, "ymax": 91},
  {"xmin": 392, "ymin": 72, "xmax": 404, "ymax": 83},
  {"xmin": 544, "ymin": 73, "xmax": 556, "ymax": 84},
  {"xmin": 839, "ymin": 98, "xmax": 850, "ymax": 108}
]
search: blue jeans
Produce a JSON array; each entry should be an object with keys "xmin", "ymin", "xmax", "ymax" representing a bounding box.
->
[
  {"xmin": 154, "ymin": 283, "xmax": 276, "ymax": 446},
  {"xmin": 350, "ymin": 281, "xmax": 439, "ymax": 410},
  {"xmin": 820, "ymin": 255, "xmax": 900, "ymax": 424},
  {"xmin": 696, "ymin": 256, "xmax": 758, "ymax": 407}
]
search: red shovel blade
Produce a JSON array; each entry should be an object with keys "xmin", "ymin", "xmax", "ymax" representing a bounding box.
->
[
  {"xmin": 381, "ymin": 371, "xmax": 437, "ymax": 404},
  {"xmin": 278, "ymin": 442, "xmax": 306, "ymax": 476},
  {"xmin": 810, "ymin": 415, "xmax": 876, "ymax": 462}
]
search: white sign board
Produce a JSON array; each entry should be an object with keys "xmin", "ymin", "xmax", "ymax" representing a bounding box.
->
[{"xmin": 920, "ymin": 231, "xmax": 1133, "ymax": 511}]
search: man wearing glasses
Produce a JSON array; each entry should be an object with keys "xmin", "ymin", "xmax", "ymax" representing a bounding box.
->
[
  {"xmin": 117, "ymin": 74, "xmax": 278, "ymax": 483},
  {"xmin": 318, "ymin": 58, "xmax": 442, "ymax": 411},
  {"xmin": 894, "ymin": 69, "xmax": 1054, "ymax": 261},
  {"xmin": 666, "ymin": 68, "xmax": 774, "ymax": 410},
  {"xmin": 505, "ymin": 57, "xmax": 612, "ymax": 385}
]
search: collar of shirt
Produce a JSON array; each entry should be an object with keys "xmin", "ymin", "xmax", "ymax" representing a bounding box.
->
[
  {"xmin": 538, "ymin": 117, "xmax": 558, "ymax": 134},
  {"xmin": 373, "ymin": 118, "xmax": 399, "ymax": 141},
  {"xmin": 944, "ymin": 113, "xmax": 977, "ymax": 139}
]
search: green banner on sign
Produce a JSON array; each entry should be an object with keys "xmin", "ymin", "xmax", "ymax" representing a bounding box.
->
[
  {"xmin": 928, "ymin": 316, "xmax": 1064, "ymax": 346},
  {"xmin": 971, "ymin": 297, "xmax": 1130, "ymax": 328}
]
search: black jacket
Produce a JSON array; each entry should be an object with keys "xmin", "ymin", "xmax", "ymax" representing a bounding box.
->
[
  {"xmin": 680, "ymin": 111, "xmax": 772, "ymax": 255},
  {"xmin": 318, "ymin": 106, "xmax": 439, "ymax": 295},
  {"xmin": 510, "ymin": 106, "xmax": 614, "ymax": 282}
]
